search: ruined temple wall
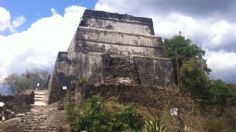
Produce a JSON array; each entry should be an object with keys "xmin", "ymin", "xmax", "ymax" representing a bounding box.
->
[
  {"xmin": 80, "ymin": 18, "xmax": 154, "ymax": 35},
  {"xmin": 54, "ymin": 52, "xmax": 70, "ymax": 75},
  {"xmin": 48, "ymin": 52, "xmax": 173, "ymax": 103},
  {"xmin": 76, "ymin": 27, "xmax": 161, "ymax": 47},
  {"xmin": 67, "ymin": 27, "xmax": 164, "ymax": 57},
  {"xmin": 48, "ymin": 9, "xmax": 174, "ymax": 104},
  {"xmin": 102, "ymin": 55, "xmax": 173, "ymax": 86},
  {"xmin": 80, "ymin": 9, "xmax": 154, "ymax": 35},
  {"xmin": 83, "ymin": 10, "xmax": 153, "ymax": 24},
  {"xmin": 68, "ymin": 52, "xmax": 104, "ymax": 84},
  {"xmin": 52, "ymin": 51, "xmax": 173, "ymax": 87},
  {"xmin": 71, "ymin": 40, "xmax": 163, "ymax": 57},
  {"xmin": 62, "ymin": 52, "xmax": 173, "ymax": 86},
  {"xmin": 48, "ymin": 52, "xmax": 74, "ymax": 103},
  {"xmin": 134, "ymin": 57, "xmax": 173, "ymax": 86}
]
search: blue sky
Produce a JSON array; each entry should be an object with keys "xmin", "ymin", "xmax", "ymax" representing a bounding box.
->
[
  {"xmin": 1, "ymin": 0, "xmax": 236, "ymax": 83},
  {"xmin": 0, "ymin": 0, "xmax": 97, "ymax": 35}
]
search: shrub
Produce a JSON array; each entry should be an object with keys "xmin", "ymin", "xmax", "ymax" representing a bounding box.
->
[
  {"xmin": 64, "ymin": 101, "xmax": 78, "ymax": 124},
  {"xmin": 66, "ymin": 95, "xmax": 144, "ymax": 132},
  {"xmin": 180, "ymin": 58, "xmax": 210, "ymax": 100},
  {"xmin": 209, "ymin": 80, "xmax": 234, "ymax": 105},
  {"xmin": 144, "ymin": 118, "xmax": 167, "ymax": 132}
]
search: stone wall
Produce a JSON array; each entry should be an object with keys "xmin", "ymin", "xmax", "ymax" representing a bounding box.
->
[
  {"xmin": 68, "ymin": 27, "xmax": 164, "ymax": 57},
  {"xmin": 48, "ymin": 52, "xmax": 75, "ymax": 103},
  {"xmin": 76, "ymin": 27, "xmax": 161, "ymax": 48},
  {"xmin": 72, "ymin": 40, "xmax": 164, "ymax": 57},
  {"xmin": 0, "ymin": 93, "xmax": 33, "ymax": 118},
  {"xmin": 102, "ymin": 54, "xmax": 173, "ymax": 86},
  {"xmin": 134, "ymin": 56, "xmax": 173, "ymax": 86},
  {"xmin": 80, "ymin": 9, "xmax": 154, "ymax": 35}
]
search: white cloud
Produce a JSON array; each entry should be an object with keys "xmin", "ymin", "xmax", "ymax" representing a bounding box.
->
[
  {"xmin": 12, "ymin": 16, "xmax": 26, "ymax": 28},
  {"xmin": 0, "ymin": 6, "xmax": 26, "ymax": 33},
  {"xmin": 50, "ymin": 8, "xmax": 57, "ymax": 15},
  {"xmin": 0, "ymin": 7, "xmax": 11, "ymax": 32},
  {"xmin": 0, "ymin": 5, "xmax": 86, "ymax": 80},
  {"xmin": 95, "ymin": 0, "xmax": 236, "ymax": 83},
  {"xmin": 206, "ymin": 50, "xmax": 236, "ymax": 82}
]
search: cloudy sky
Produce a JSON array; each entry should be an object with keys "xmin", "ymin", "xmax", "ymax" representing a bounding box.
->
[{"xmin": 0, "ymin": 0, "xmax": 236, "ymax": 83}]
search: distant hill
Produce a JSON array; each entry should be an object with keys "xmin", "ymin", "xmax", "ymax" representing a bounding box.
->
[{"xmin": 0, "ymin": 85, "xmax": 11, "ymax": 95}]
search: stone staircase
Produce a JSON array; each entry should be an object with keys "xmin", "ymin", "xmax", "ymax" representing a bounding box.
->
[
  {"xmin": 20, "ymin": 107, "xmax": 58, "ymax": 132},
  {"xmin": 34, "ymin": 90, "xmax": 48, "ymax": 106},
  {"xmin": 18, "ymin": 90, "xmax": 59, "ymax": 132}
]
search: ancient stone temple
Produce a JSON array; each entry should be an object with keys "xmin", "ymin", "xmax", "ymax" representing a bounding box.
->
[{"xmin": 48, "ymin": 9, "xmax": 173, "ymax": 104}]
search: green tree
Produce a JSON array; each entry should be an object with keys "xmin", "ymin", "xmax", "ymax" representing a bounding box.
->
[
  {"xmin": 180, "ymin": 58, "xmax": 210, "ymax": 99},
  {"xmin": 3, "ymin": 69, "xmax": 49, "ymax": 94},
  {"xmin": 209, "ymin": 80, "xmax": 234, "ymax": 105},
  {"xmin": 164, "ymin": 34, "xmax": 234, "ymax": 105},
  {"xmin": 164, "ymin": 34, "xmax": 210, "ymax": 85}
]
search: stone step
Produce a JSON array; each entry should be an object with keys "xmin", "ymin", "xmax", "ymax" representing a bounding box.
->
[
  {"xmin": 24, "ymin": 118, "xmax": 47, "ymax": 121},
  {"xmin": 34, "ymin": 91, "xmax": 47, "ymax": 95},
  {"xmin": 34, "ymin": 97, "xmax": 47, "ymax": 99},
  {"xmin": 23, "ymin": 126, "xmax": 57, "ymax": 129},
  {"xmin": 34, "ymin": 102, "xmax": 47, "ymax": 105},
  {"xmin": 24, "ymin": 121, "xmax": 47, "ymax": 124},
  {"xmin": 25, "ymin": 114, "xmax": 46, "ymax": 116},
  {"xmin": 24, "ymin": 118, "xmax": 45, "ymax": 121},
  {"xmin": 34, "ymin": 93, "xmax": 47, "ymax": 96},
  {"xmin": 24, "ymin": 130, "xmax": 53, "ymax": 132},
  {"xmin": 34, "ymin": 100, "xmax": 47, "ymax": 103},
  {"xmin": 23, "ymin": 123, "xmax": 44, "ymax": 126},
  {"xmin": 24, "ymin": 130, "xmax": 56, "ymax": 132},
  {"xmin": 34, "ymin": 98, "xmax": 47, "ymax": 102},
  {"xmin": 24, "ymin": 118, "xmax": 44, "ymax": 120},
  {"xmin": 30, "ymin": 109, "xmax": 47, "ymax": 112},
  {"xmin": 34, "ymin": 102, "xmax": 47, "ymax": 106},
  {"xmin": 35, "ymin": 94, "xmax": 47, "ymax": 98},
  {"xmin": 25, "ymin": 112, "xmax": 44, "ymax": 115},
  {"xmin": 23, "ymin": 127, "xmax": 57, "ymax": 132},
  {"xmin": 34, "ymin": 99, "xmax": 47, "ymax": 102},
  {"xmin": 24, "ymin": 128, "xmax": 57, "ymax": 131},
  {"xmin": 30, "ymin": 105, "xmax": 48, "ymax": 108},
  {"xmin": 23, "ymin": 123, "xmax": 48, "ymax": 126}
]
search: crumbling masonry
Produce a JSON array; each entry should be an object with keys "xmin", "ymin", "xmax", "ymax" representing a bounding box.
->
[{"xmin": 48, "ymin": 9, "xmax": 174, "ymax": 105}]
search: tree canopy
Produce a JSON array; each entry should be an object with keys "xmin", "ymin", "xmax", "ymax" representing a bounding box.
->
[
  {"xmin": 164, "ymin": 34, "xmax": 234, "ymax": 105},
  {"xmin": 164, "ymin": 34, "xmax": 210, "ymax": 74},
  {"xmin": 3, "ymin": 69, "xmax": 50, "ymax": 94}
]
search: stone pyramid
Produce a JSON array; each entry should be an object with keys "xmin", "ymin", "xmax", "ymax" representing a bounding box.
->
[{"xmin": 48, "ymin": 9, "xmax": 173, "ymax": 104}]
